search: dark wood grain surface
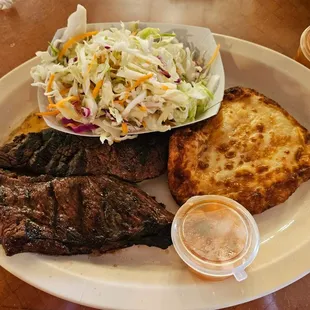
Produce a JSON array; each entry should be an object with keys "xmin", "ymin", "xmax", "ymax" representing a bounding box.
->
[{"xmin": 0, "ymin": 0, "xmax": 309, "ymax": 309}]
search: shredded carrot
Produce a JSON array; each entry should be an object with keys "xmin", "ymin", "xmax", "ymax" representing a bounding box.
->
[
  {"xmin": 124, "ymin": 92, "xmax": 130, "ymax": 100},
  {"xmin": 113, "ymin": 73, "xmax": 153, "ymax": 106},
  {"xmin": 206, "ymin": 44, "xmax": 220, "ymax": 67},
  {"xmin": 48, "ymin": 103, "xmax": 57, "ymax": 110},
  {"xmin": 64, "ymin": 123, "xmax": 77, "ymax": 128},
  {"xmin": 142, "ymin": 121, "xmax": 146, "ymax": 128},
  {"xmin": 100, "ymin": 54, "xmax": 106, "ymax": 63},
  {"xmin": 122, "ymin": 122, "xmax": 128, "ymax": 134},
  {"xmin": 139, "ymin": 106, "xmax": 147, "ymax": 111},
  {"xmin": 92, "ymin": 80, "xmax": 104, "ymax": 98},
  {"xmin": 58, "ymin": 31, "xmax": 99, "ymax": 60},
  {"xmin": 54, "ymin": 96, "xmax": 79, "ymax": 108},
  {"xmin": 60, "ymin": 88, "xmax": 70, "ymax": 96},
  {"xmin": 128, "ymin": 73, "xmax": 153, "ymax": 91},
  {"xmin": 161, "ymin": 85, "xmax": 169, "ymax": 90},
  {"xmin": 114, "ymin": 92, "xmax": 129, "ymax": 105},
  {"xmin": 88, "ymin": 54, "xmax": 97, "ymax": 73},
  {"xmin": 36, "ymin": 110, "xmax": 60, "ymax": 116},
  {"xmin": 131, "ymin": 31, "xmax": 137, "ymax": 36},
  {"xmin": 47, "ymin": 74, "xmax": 55, "ymax": 106}
]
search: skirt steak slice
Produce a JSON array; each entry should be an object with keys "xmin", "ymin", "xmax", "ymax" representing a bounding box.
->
[
  {"xmin": 0, "ymin": 170, "xmax": 173, "ymax": 256},
  {"xmin": 0, "ymin": 129, "xmax": 169, "ymax": 182}
]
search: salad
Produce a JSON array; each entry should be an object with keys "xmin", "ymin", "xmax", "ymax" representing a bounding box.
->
[{"xmin": 31, "ymin": 5, "xmax": 220, "ymax": 144}]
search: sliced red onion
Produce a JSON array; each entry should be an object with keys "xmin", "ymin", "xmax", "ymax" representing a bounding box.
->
[
  {"xmin": 105, "ymin": 45, "xmax": 111, "ymax": 49},
  {"xmin": 81, "ymin": 107, "xmax": 91, "ymax": 117},
  {"xmin": 174, "ymin": 78, "xmax": 181, "ymax": 84},
  {"xmin": 158, "ymin": 66, "xmax": 171, "ymax": 78},
  {"xmin": 73, "ymin": 56, "xmax": 78, "ymax": 62}
]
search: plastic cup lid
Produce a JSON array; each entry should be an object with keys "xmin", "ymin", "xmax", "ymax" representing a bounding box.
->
[{"xmin": 171, "ymin": 195, "xmax": 260, "ymax": 282}]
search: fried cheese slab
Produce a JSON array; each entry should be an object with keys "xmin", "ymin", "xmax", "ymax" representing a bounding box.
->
[{"xmin": 168, "ymin": 87, "xmax": 310, "ymax": 214}]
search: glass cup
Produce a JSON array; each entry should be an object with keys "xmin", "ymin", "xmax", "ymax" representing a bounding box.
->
[
  {"xmin": 295, "ymin": 26, "xmax": 310, "ymax": 69},
  {"xmin": 0, "ymin": 0, "xmax": 15, "ymax": 10}
]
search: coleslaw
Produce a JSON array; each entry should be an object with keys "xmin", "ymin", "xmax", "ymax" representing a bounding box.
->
[{"xmin": 31, "ymin": 5, "xmax": 220, "ymax": 144}]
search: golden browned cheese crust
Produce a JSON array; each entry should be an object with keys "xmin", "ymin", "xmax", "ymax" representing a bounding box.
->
[{"xmin": 168, "ymin": 87, "xmax": 310, "ymax": 214}]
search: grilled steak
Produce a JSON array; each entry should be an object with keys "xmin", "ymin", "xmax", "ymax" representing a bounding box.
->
[
  {"xmin": 0, "ymin": 129, "xmax": 169, "ymax": 182},
  {"xmin": 0, "ymin": 170, "xmax": 173, "ymax": 256},
  {"xmin": 168, "ymin": 87, "xmax": 310, "ymax": 214}
]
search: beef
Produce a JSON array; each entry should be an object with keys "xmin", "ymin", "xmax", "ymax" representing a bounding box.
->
[
  {"xmin": 0, "ymin": 170, "xmax": 173, "ymax": 256},
  {"xmin": 0, "ymin": 129, "xmax": 169, "ymax": 182}
]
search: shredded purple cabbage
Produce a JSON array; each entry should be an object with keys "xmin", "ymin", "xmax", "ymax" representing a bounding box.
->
[
  {"xmin": 61, "ymin": 118, "xmax": 98, "ymax": 133},
  {"xmin": 81, "ymin": 107, "xmax": 91, "ymax": 117},
  {"xmin": 101, "ymin": 109, "xmax": 115, "ymax": 121},
  {"xmin": 69, "ymin": 123, "xmax": 98, "ymax": 133},
  {"xmin": 158, "ymin": 66, "xmax": 171, "ymax": 78},
  {"xmin": 61, "ymin": 118, "xmax": 74, "ymax": 125}
]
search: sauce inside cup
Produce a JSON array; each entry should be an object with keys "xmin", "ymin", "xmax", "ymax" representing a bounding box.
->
[{"xmin": 171, "ymin": 195, "xmax": 260, "ymax": 282}]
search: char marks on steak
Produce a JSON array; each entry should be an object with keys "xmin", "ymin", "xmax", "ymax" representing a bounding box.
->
[
  {"xmin": 0, "ymin": 129, "xmax": 169, "ymax": 182},
  {"xmin": 0, "ymin": 170, "xmax": 173, "ymax": 256}
]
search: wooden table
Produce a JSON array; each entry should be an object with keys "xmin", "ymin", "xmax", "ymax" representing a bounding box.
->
[{"xmin": 0, "ymin": 0, "xmax": 309, "ymax": 309}]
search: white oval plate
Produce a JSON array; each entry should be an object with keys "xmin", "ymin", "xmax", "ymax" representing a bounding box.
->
[{"xmin": 0, "ymin": 35, "xmax": 309, "ymax": 310}]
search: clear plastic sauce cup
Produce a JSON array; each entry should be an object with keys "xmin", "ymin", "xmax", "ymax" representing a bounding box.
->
[{"xmin": 171, "ymin": 195, "xmax": 260, "ymax": 282}]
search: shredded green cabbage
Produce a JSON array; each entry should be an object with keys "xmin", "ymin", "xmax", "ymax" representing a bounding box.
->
[{"xmin": 31, "ymin": 4, "xmax": 220, "ymax": 144}]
